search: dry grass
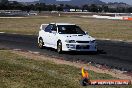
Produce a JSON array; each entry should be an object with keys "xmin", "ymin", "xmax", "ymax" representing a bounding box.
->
[
  {"xmin": 0, "ymin": 16, "xmax": 132, "ymax": 40},
  {"xmin": 0, "ymin": 50, "xmax": 132, "ymax": 88},
  {"xmin": 0, "ymin": 50, "xmax": 122, "ymax": 88}
]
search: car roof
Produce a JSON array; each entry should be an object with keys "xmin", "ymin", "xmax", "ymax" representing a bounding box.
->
[{"xmin": 50, "ymin": 23, "xmax": 75, "ymax": 26}]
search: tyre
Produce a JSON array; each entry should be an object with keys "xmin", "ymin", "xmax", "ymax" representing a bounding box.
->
[
  {"xmin": 57, "ymin": 41, "xmax": 62, "ymax": 54},
  {"xmin": 38, "ymin": 38, "xmax": 44, "ymax": 49}
]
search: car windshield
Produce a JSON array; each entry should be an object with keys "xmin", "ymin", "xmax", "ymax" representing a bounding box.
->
[{"xmin": 58, "ymin": 25, "xmax": 86, "ymax": 34}]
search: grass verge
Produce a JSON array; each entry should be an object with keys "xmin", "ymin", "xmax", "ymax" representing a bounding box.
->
[
  {"xmin": 0, "ymin": 16, "xmax": 132, "ymax": 40},
  {"xmin": 0, "ymin": 50, "xmax": 131, "ymax": 88}
]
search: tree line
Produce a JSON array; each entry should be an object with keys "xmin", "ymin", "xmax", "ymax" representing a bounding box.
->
[{"xmin": 0, "ymin": 0, "xmax": 132, "ymax": 13}]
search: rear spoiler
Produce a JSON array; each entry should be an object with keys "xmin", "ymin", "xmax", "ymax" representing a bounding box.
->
[{"xmin": 40, "ymin": 24, "xmax": 49, "ymax": 30}]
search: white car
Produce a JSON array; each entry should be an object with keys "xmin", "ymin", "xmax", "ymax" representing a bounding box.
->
[{"xmin": 38, "ymin": 23, "xmax": 97, "ymax": 53}]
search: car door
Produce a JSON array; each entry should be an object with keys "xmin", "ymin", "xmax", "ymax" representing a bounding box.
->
[
  {"xmin": 49, "ymin": 24, "xmax": 58, "ymax": 47},
  {"xmin": 42, "ymin": 24, "xmax": 52, "ymax": 46}
]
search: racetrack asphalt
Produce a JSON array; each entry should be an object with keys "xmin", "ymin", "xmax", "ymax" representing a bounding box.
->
[{"xmin": 0, "ymin": 33, "xmax": 132, "ymax": 71}]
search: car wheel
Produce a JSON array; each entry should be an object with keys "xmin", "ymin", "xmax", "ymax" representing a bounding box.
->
[
  {"xmin": 38, "ymin": 38, "xmax": 44, "ymax": 49},
  {"xmin": 57, "ymin": 41, "xmax": 62, "ymax": 54}
]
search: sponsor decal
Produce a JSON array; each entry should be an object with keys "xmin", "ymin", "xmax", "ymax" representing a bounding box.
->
[{"xmin": 80, "ymin": 67, "xmax": 131, "ymax": 86}]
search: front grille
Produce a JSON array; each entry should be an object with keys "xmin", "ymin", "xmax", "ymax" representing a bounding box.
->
[
  {"xmin": 76, "ymin": 41, "xmax": 89, "ymax": 43},
  {"xmin": 76, "ymin": 45, "xmax": 89, "ymax": 49}
]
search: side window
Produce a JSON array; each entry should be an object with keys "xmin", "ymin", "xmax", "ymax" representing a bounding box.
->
[
  {"xmin": 51, "ymin": 25, "xmax": 57, "ymax": 32},
  {"xmin": 45, "ymin": 25, "xmax": 52, "ymax": 32}
]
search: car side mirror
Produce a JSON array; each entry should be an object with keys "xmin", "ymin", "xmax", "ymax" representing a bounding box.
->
[{"xmin": 85, "ymin": 31, "xmax": 88, "ymax": 35}]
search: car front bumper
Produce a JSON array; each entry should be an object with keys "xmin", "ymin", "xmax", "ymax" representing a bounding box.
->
[{"xmin": 62, "ymin": 43, "xmax": 97, "ymax": 52}]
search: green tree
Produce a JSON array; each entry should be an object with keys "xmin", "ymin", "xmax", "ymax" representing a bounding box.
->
[
  {"xmin": 0, "ymin": 0, "xmax": 8, "ymax": 4},
  {"xmin": 82, "ymin": 5, "xmax": 89, "ymax": 11},
  {"xmin": 128, "ymin": 7, "xmax": 132, "ymax": 13},
  {"xmin": 102, "ymin": 5, "xmax": 109, "ymax": 12},
  {"xmin": 89, "ymin": 4, "xmax": 98, "ymax": 12}
]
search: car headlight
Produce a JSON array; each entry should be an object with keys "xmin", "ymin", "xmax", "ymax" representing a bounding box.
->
[{"xmin": 65, "ymin": 40, "xmax": 76, "ymax": 43}]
